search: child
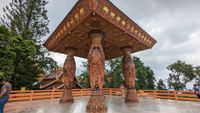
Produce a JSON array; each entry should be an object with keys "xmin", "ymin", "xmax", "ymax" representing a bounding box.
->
[{"xmin": 120, "ymin": 83, "xmax": 125, "ymax": 99}]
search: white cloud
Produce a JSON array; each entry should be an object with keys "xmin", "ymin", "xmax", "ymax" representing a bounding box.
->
[
  {"xmin": 46, "ymin": 1, "xmax": 200, "ymax": 88},
  {"xmin": 0, "ymin": 0, "xmax": 11, "ymax": 16},
  {"xmin": 1, "ymin": 0, "xmax": 200, "ymax": 89}
]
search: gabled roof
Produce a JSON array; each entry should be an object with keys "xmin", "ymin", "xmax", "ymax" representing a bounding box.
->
[
  {"xmin": 44, "ymin": 0, "xmax": 156, "ymax": 59},
  {"xmin": 43, "ymin": 67, "xmax": 63, "ymax": 80},
  {"xmin": 40, "ymin": 67, "xmax": 82, "ymax": 89}
]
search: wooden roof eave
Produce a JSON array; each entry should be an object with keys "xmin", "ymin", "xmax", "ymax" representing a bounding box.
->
[
  {"xmin": 97, "ymin": 0, "xmax": 156, "ymax": 48},
  {"xmin": 44, "ymin": 0, "xmax": 157, "ymax": 53},
  {"xmin": 43, "ymin": 0, "xmax": 91, "ymax": 50}
]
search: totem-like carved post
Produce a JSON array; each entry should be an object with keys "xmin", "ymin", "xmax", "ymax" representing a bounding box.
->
[
  {"xmin": 86, "ymin": 30, "xmax": 107, "ymax": 112},
  {"xmin": 122, "ymin": 47, "xmax": 139, "ymax": 103},
  {"xmin": 60, "ymin": 48, "xmax": 76, "ymax": 103}
]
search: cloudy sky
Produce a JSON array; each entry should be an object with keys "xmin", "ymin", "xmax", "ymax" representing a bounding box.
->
[{"xmin": 1, "ymin": 0, "xmax": 200, "ymax": 88}]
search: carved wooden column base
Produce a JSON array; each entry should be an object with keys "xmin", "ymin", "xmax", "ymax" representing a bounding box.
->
[
  {"xmin": 60, "ymin": 89, "xmax": 74, "ymax": 103},
  {"xmin": 125, "ymin": 88, "xmax": 139, "ymax": 103},
  {"xmin": 86, "ymin": 90, "xmax": 107, "ymax": 112}
]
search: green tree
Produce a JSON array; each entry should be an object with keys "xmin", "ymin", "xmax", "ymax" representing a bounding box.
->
[
  {"xmin": 106, "ymin": 58, "xmax": 123, "ymax": 88},
  {"xmin": 157, "ymin": 79, "xmax": 166, "ymax": 90},
  {"xmin": 77, "ymin": 59, "xmax": 123, "ymax": 88},
  {"xmin": 194, "ymin": 66, "xmax": 200, "ymax": 85},
  {"xmin": 1, "ymin": 0, "xmax": 57, "ymax": 72},
  {"xmin": 77, "ymin": 57, "xmax": 156, "ymax": 89},
  {"xmin": 77, "ymin": 62, "xmax": 90, "ymax": 88},
  {"xmin": 167, "ymin": 60, "xmax": 195, "ymax": 90},
  {"xmin": 1, "ymin": 0, "xmax": 49, "ymax": 40},
  {"xmin": 145, "ymin": 66, "xmax": 156, "ymax": 89},
  {"xmin": 0, "ymin": 25, "xmax": 16, "ymax": 79},
  {"xmin": 134, "ymin": 57, "xmax": 156, "ymax": 90},
  {"xmin": 1, "ymin": 0, "xmax": 57, "ymax": 88},
  {"xmin": 0, "ymin": 25, "xmax": 37, "ymax": 89}
]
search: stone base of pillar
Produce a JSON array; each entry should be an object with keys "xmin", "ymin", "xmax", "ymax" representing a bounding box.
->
[
  {"xmin": 86, "ymin": 90, "xmax": 107, "ymax": 112},
  {"xmin": 60, "ymin": 89, "xmax": 74, "ymax": 103},
  {"xmin": 125, "ymin": 89, "xmax": 139, "ymax": 103}
]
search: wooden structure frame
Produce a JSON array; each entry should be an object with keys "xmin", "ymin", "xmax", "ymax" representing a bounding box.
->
[{"xmin": 44, "ymin": 0, "xmax": 156, "ymax": 111}]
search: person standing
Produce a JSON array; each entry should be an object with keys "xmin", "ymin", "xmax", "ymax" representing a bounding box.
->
[
  {"xmin": 0, "ymin": 78, "xmax": 12, "ymax": 113},
  {"xmin": 120, "ymin": 83, "xmax": 125, "ymax": 99},
  {"xmin": 193, "ymin": 84, "xmax": 200, "ymax": 99}
]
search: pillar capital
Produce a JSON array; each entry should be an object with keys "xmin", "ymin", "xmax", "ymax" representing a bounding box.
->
[
  {"xmin": 64, "ymin": 47, "xmax": 77, "ymax": 56},
  {"xmin": 121, "ymin": 46, "xmax": 133, "ymax": 55},
  {"xmin": 89, "ymin": 30, "xmax": 104, "ymax": 46}
]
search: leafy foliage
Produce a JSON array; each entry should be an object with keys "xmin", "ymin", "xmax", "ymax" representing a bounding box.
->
[
  {"xmin": 157, "ymin": 79, "xmax": 166, "ymax": 90},
  {"xmin": 77, "ymin": 62, "xmax": 90, "ymax": 88},
  {"xmin": 167, "ymin": 60, "xmax": 195, "ymax": 90},
  {"xmin": 0, "ymin": 25, "xmax": 37, "ymax": 89},
  {"xmin": 77, "ymin": 57, "xmax": 156, "ymax": 89},
  {"xmin": 105, "ymin": 58, "xmax": 124, "ymax": 88},
  {"xmin": 134, "ymin": 57, "xmax": 156, "ymax": 90},
  {"xmin": 0, "ymin": 26, "xmax": 16, "ymax": 79},
  {"xmin": 0, "ymin": 0, "xmax": 57, "ymax": 89},
  {"xmin": 194, "ymin": 66, "xmax": 200, "ymax": 85},
  {"xmin": 1, "ymin": 0, "xmax": 49, "ymax": 40}
]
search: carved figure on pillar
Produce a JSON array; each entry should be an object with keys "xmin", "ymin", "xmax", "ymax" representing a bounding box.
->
[
  {"xmin": 122, "ymin": 47, "xmax": 139, "ymax": 103},
  {"xmin": 86, "ymin": 30, "xmax": 107, "ymax": 112},
  {"xmin": 60, "ymin": 48, "xmax": 76, "ymax": 103}
]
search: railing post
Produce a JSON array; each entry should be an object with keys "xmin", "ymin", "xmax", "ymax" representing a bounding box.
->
[
  {"xmin": 80, "ymin": 89, "xmax": 83, "ymax": 96},
  {"xmin": 138, "ymin": 90, "xmax": 141, "ymax": 97},
  {"xmin": 51, "ymin": 89, "xmax": 55, "ymax": 99},
  {"xmin": 153, "ymin": 90, "xmax": 157, "ymax": 98},
  {"xmin": 30, "ymin": 90, "xmax": 33, "ymax": 101},
  {"xmin": 174, "ymin": 90, "xmax": 177, "ymax": 100},
  {"xmin": 109, "ymin": 88, "xmax": 112, "ymax": 96}
]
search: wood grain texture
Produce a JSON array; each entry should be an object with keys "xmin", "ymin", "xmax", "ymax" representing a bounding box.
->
[
  {"xmin": 122, "ymin": 47, "xmax": 138, "ymax": 103},
  {"xmin": 60, "ymin": 48, "xmax": 76, "ymax": 103}
]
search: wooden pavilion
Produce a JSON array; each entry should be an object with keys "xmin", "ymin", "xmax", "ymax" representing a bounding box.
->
[{"xmin": 44, "ymin": 0, "xmax": 156, "ymax": 112}]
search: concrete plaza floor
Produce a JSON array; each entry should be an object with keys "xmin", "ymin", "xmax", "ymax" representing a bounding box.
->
[{"xmin": 5, "ymin": 96, "xmax": 200, "ymax": 113}]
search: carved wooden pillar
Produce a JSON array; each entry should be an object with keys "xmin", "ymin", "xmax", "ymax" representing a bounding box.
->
[
  {"xmin": 60, "ymin": 48, "xmax": 76, "ymax": 103},
  {"xmin": 86, "ymin": 30, "xmax": 107, "ymax": 112},
  {"xmin": 122, "ymin": 47, "xmax": 139, "ymax": 103}
]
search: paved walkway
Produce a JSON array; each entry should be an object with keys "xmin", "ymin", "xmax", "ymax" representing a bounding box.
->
[{"xmin": 5, "ymin": 96, "xmax": 200, "ymax": 113}]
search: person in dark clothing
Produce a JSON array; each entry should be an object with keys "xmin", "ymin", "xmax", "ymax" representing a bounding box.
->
[
  {"xmin": 193, "ymin": 84, "xmax": 200, "ymax": 98},
  {"xmin": 0, "ymin": 78, "xmax": 12, "ymax": 113}
]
